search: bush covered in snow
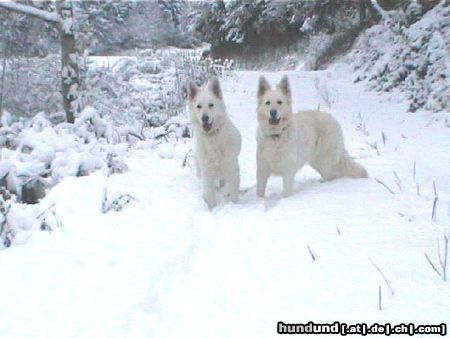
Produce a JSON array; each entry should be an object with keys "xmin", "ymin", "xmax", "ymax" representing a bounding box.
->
[
  {"xmin": 1, "ymin": 47, "xmax": 234, "ymax": 122},
  {"xmin": 0, "ymin": 105, "xmax": 190, "ymax": 196},
  {"xmin": 349, "ymin": 3, "xmax": 449, "ymax": 112},
  {"xmin": 0, "ymin": 104, "xmax": 191, "ymax": 248}
]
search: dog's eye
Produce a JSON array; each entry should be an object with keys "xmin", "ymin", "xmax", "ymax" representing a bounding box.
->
[
  {"xmin": 208, "ymin": 103, "xmax": 214, "ymax": 108},
  {"xmin": 277, "ymin": 100, "xmax": 282, "ymax": 105},
  {"xmin": 197, "ymin": 104, "xmax": 202, "ymax": 109},
  {"xmin": 265, "ymin": 101, "xmax": 270, "ymax": 106}
]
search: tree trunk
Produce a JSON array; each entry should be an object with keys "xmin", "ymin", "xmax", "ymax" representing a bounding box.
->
[
  {"xmin": 0, "ymin": 1, "xmax": 80, "ymax": 123},
  {"xmin": 56, "ymin": 0, "xmax": 79, "ymax": 124},
  {"xmin": 0, "ymin": 37, "xmax": 8, "ymax": 116},
  {"xmin": 359, "ymin": 0, "xmax": 367, "ymax": 26}
]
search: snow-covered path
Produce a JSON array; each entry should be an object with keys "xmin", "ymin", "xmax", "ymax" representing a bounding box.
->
[{"xmin": 1, "ymin": 68, "xmax": 449, "ymax": 338}]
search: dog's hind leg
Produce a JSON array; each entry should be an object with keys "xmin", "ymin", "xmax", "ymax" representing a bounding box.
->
[{"xmin": 338, "ymin": 152, "xmax": 368, "ymax": 178}]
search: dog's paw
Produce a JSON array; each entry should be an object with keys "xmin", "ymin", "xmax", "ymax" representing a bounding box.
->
[{"xmin": 204, "ymin": 197, "xmax": 217, "ymax": 210}]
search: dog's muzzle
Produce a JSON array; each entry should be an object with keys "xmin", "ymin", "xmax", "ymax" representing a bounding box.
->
[
  {"xmin": 269, "ymin": 117, "xmax": 281, "ymax": 125},
  {"xmin": 203, "ymin": 122, "xmax": 213, "ymax": 132},
  {"xmin": 201, "ymin": 113, "xmax": 213, "ymax": 132},
  {"xmin": 269, "ymin": 109, "xmax": 280, "ymax": 125}
]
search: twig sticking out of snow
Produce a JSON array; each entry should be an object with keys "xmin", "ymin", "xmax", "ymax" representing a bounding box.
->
[
  {"xmin": 393, "ymin": 171, "xmax": 402, "ymax": 191},
  {"xmin": 432, "ymin": 181, "xmax": 438, "ymax": 222},
  {"xmin": 425, "ymin": 235, "xmax": 448, "ymax": 281},
  {"xmin": 182, "ymin": 149, "xmax": 193, "ymax": 168},
  {"xmin": 36, "ymin": 204, "xmax": 61, "ymax": 231},
  {"xmin": 366, "ymin": 141, "xmax": 380, "ymax": 156},
  {"xmin": 378, "ymin": 285, "xmax": 382, "ymax": 311},
  {"xmin": 381, "ymin": 132, "xmax": 386, "ymax": 146},
  {"xmin": 101, "ymin": 188, "xmax": 135, "ymax": 214},
  {"xmin": 127, "ymin": 132, "xmax": 144, "ymax": 141},
  {"xmin": 432, "ymin": 198, "xmax": 438, "ymax": 221},
  {"xmin": 336, "ymin": 226, "xmax": 341, "ymax": 236},
  {"xmin": 368, "ymin": 257, "xmax": 395, "ymax": 296},
  {"xmin": 374, "ymin": 178, "xmax": 395, "ymax": 195},
  {"xmin": 52, "ymin": 209, "xmax": 62, "ymax": 229},
  {"xmin": 438, "ymin": 236, "xmax": 448, "ymax": 281},
  {"xmin": 307, "ymin": 246, "xmax": 316, "ymax": 262},
  {"xmin": 36, "ymin": 203, "xmax": 56, "ymax": 220},
  {"xmin": 425, "ymin": 253, "xmax": 442, "ymax": 279}
]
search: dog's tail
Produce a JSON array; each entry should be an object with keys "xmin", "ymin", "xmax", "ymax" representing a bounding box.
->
[{"xmin": 339, "ymin": 152, "xmax": 368, "ymax": 178}]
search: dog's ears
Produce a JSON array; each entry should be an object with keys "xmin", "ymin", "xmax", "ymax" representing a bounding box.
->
[
  {"xmin": 187, "ymin": 81, "xmax": 198, "ymax": 102},
  {"xmin": 278, "ymin": 75, "xmax": 291, "ymax": 98},
  {"xmin": 208, "ymin": 77, "xmax": 222, "ymax": 99},
  {"xmin": 258, "ymin": 76, "xmax": 271, "ymax": 98}
]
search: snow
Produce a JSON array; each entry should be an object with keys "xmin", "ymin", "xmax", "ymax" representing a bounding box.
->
[{"xmin": 1, "ymin": 64, "xmax": 449, "ymax": 337}]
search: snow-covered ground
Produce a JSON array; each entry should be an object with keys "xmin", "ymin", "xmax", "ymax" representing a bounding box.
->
[{"xmin": 1, "ymin": 65, "xmax": 449, "ymax": 338}]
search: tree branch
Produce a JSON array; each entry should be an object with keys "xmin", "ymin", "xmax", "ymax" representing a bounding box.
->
[
  {"xmin": 370, "ymin": 0, "xmax": 390, "ymax": 20},
  {"xmin": 0, "ymin": 1, "xmax": 59, "ymax": 23}
]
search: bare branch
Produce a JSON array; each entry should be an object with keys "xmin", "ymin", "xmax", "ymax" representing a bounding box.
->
[
  {"xmin": 307, "ymin": 246, "xmax": 316, "ymax": 262},
  {"xmin": 432, "ymin": 197, "xmax": 438, "ymax": 221},
  {"xmin": 440, "ymin": 236, "xmax": 448, "ymax": 281},
  {"xmin": 0, "ymin": 1, "xmax": 59, "ymax": 23},
  {"xmin": 370, "ymin": 0, "xmax": 390, "ymax": 20},
  {"xmin": 378, "ymin": 285, "xmax": 382, "ymax": 311},
  {"xmin": 424, "ymin": 253, "xmax": 442, "ymax": 278},
  {"xmin": 368, "ymin": 257, "xmax": 394, "ymax": 296},
  {"xmin": 393, "ymin": 171, "xmax": 402, "ymax": 191},
  {"xmin": 374, "ymin": 177, "xmax": 395, "ymax": 195}
]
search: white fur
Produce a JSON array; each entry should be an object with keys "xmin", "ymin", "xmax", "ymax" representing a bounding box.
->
[
  {"xmin": 256, "ymin": 75, "xmax": 368, "ymax": 198},
  {"xmin": 188, "ymin": 78, "xmax": 241, "ymax": 209}
]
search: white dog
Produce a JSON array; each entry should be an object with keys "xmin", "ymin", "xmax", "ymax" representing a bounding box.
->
[
  {"xmin": 256, "ymin": 75, "xmax": 367, "ymax": 198},
  {"xmin": 188, "ymin": 77, "xmax": 241, "ymax": 208}
]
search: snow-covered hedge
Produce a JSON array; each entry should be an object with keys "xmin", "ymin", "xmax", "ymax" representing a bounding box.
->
[
  {"xmin": 349, "ymin": 3, "xmax": 449, "ymax": 112},
  {"xmin": 2, "ymin": 47, "xmax": 234, "ymax": 122},
  {"xmin": 0, "ymin": 106, "xmax": 191, "ymax": 249}
]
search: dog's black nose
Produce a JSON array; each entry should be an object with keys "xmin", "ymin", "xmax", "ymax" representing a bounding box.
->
[
  {"xmin": 201, "ymin": 113, "xmax": 209, "ymax": 123},
  {"xmin": 270, "ymin": 109, "xmax": 278, "ymax": 118}
]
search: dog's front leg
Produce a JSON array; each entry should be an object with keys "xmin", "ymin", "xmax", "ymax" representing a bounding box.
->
[
  {"xmin": 202, "ymin": 170, "xmax": 217, "ymax": 209},
  {"xmin": 256, "ymin": 146, "xmax": 270, "ymax": 197},
  {"xmin": 225, "ymin": 160, "xmax": 240, "ymax": 203},
  {"xmin": 195, "ymin": 155, "xmax": 201, "ymax": 177},
  {"xmin": 256, "ymin": 161, "xmax": 270, "ymax": 198},
  {"xmin": 282, "ymin": 170, "xmax": 296, "ymax": 197}
]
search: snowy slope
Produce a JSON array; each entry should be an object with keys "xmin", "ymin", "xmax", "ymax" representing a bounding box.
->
[{"xmin": 0, "ymin": 66, "xmax": 449, "ymax": 338}]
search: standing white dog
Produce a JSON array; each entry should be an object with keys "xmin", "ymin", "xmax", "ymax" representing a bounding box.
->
[
  {"xmin": 256, "ymin": 75, "xmax": 367, "ymax": 198},
  {"xmin": 188, "ymin": 77, "xmax": 241, "ymax": 208}
]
